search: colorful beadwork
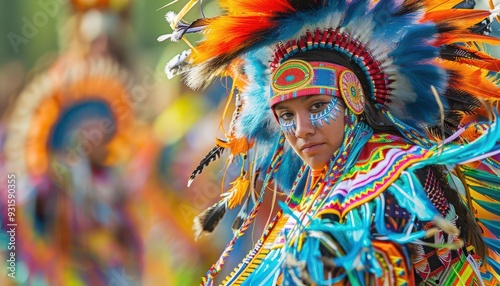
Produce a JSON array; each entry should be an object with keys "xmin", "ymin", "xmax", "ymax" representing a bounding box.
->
[
  {"xmin": 339, "ymin": 70, "xmax": 365, "ymax": 115},
  {"xmin": 309, "ymin": 97, "xmax": 342, "ymax": 129},
  {"xmin": 270, "ymin": 60, "xmax": 351, "ymax": 107}
]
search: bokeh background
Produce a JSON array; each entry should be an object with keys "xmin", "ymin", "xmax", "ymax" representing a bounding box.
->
[
  {"xmin": 1, "ymin": 1, "xmax": 500, "ymax": 286},
  {"xmin": 0, "ymin": 1, "xmax": 252, "ymax": 285}
]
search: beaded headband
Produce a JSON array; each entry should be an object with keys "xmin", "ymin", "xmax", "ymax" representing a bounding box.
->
[{"xmin": 270, "ymin": 60, "xmax": 365, "ymax": 115}]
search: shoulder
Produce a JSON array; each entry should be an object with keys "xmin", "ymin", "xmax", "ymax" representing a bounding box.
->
[
  {"xmin": 353, "ymin": 133, "xmax": 431, "ymax": 172},
  {"xmin": 323, "ymin": 133, "xmax": 433, "ymax": 217}
]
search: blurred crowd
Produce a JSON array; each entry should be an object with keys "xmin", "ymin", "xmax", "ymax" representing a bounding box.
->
[{"xmin": 0, "ymin": 1, "xmax": 239, "ymax": 285}]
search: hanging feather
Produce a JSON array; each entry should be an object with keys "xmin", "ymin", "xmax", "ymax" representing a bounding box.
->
[
  {"xmin": 193, "ymin": 199, "xmax": 227, "ymax": 240},
  {"xmin": 231, "ymin": 195, "xmax": 251, "ymax": 234},
  {"xmin": 188, "ymin": 143, "xmax": 226, "ymax": 187},
  {"xmin": 223, "ymin": 174, "xmax": 250, "ymax": 209}
]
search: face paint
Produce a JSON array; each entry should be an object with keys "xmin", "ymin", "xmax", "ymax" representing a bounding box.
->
[
  {"xmin": 309, "ymin": 97, "xmax": 342, "ymax": 128},
  {"xmin": 278, "ymin": 96, "xmax": 342, "ymax": 135},
  {"xmin": 274, "ymin": 94, "xmax": 347, "ymax": 170},
  {"xmin": 279, "ymin": 117, "xmax": 296, "ymax": 135}
]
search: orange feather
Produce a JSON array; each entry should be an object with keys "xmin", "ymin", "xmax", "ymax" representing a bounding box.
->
[
  {"xmin": 435, "ymin": 32, "xmax": 500, "ymax": 46},
  {"xmin": 219, "ymin": 0, "xmax": 295, "ymax": 15},
  {"xmin": 421, "ymin": 9, "xmax": 491, "ymax": 29},
  {"xmin": 443, "ymin": 61, "xmax": 500, "ymax": 100},
  {"xmin": 421, "ymin": 0, "xmax": 467, "ymax": 12},
  {"xmin": 190, "ymin": 15, "xmax": 275, "ymax": 64},
  {"xmin": 456, "ymin": 57, "xmax": 500, "ymax": 72}
]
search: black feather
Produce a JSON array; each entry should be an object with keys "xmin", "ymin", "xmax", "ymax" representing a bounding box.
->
[
  {"xmin": 193, "ymin": 200, "xmax": 227, "ymax": 240},
  {"xmin": 440, "ymin": 45, "xmax": 482, "ymax": 62},
  {"xmin": 428, "ymin": 85, "xmax": 483, "ymax": 139},
  {"xmin": 188, "ymin": 143, "xmax": 225, "ymax": 187},
  {"xmin": 231, "ymin": 195, "xmax": 251, "ymax": 234},
  {"xmin": 444, "ymin": 88, "xmax": 480, "ymax": 112}
]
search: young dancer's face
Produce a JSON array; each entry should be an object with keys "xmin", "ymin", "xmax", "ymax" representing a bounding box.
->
[{"xmin": 274, "ymin": 94, "xmax": 345, "ymax": 171}]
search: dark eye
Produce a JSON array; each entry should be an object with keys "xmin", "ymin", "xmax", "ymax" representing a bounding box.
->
[
  {"xmin": 310, "ymin": 102, "xmax": 328, "ymax": 113},
  {"xmin": 279, "ymin": 112, "xmax": 294, "ymax": 121}
]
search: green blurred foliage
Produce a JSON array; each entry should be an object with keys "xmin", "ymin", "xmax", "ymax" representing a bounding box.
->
[{"xmin": 0, "ymin": 1, "xmax": 217, "ymax": 71}]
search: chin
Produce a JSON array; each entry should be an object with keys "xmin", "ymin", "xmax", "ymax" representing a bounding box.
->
[{"xmin": 308, "ymin": 161, "xmax": 328, "ymax": 171}]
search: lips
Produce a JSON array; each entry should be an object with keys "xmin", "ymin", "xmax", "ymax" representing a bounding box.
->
[{"xmin": 300, "ymin": 142, "xmax": 325, "ymax": 153}]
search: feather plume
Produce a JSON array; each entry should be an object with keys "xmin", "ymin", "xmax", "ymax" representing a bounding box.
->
[
  {"xmin": 188, "ymin": 143, "xmax": 225, "ymax": 187},
  {"xmin": 193, "ymin": 199, "xmax": 227, "ymax": 240}
]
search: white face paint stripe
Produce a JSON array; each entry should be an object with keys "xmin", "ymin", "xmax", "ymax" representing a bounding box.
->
[
  {"xmin": 310, "ymin": 97, "xmax": 342, "ymax": 128},
  {"xmin": 279, "ymin": 97, "xmax": 342, "ymax": 135},
  {"xmin": 279, "ymin": 118, "xmax": 296, "ymax": 135}
]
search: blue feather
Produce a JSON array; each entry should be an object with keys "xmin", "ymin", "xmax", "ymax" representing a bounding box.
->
[
  {"xmin": 472, "ymin": 186, "xmax": 500, "ymax": 201},
  {"xmin": 487, "ymin": 257, "xmax": 500, "ymax": 277},
  {"xmin": 484, "ymin": 238, "xmax": 500, "ymax": 254},
  {"xmin": 474, "ymin": 199, "xmax": 500, "ymax": 216},
  {"xmin": 343, "ymin": 0, "xmax": 369, "ymax": 24},
  {"xmin": 480, "ymin": 219, "xmax": 500, "ymax": 237}
]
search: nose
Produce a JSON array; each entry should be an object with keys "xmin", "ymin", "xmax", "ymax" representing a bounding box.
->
[{"xmin": 294, "ymin": 112, "xmax": 315, "ymax": 138}]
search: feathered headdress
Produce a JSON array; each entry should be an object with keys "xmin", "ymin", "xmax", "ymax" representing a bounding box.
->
[
  {"xmin": 5, "ymin": 56, "xmax": 133, "ymax": 200},
  {"xmin": 161, "ymin": 0, "xmax": 500, "ymax": 182},
  {"xmin": 159, "ymin": 0, "xmax": 500, "ymax": 276}
]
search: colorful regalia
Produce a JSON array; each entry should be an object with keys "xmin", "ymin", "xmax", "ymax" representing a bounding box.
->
[
  {"xmin": 159, "ymin": 0, "xmax": 500, "ymax": 285},
  {"xmin": 1, "ymin": 1, "xmax": 145, "ymax": 285}
]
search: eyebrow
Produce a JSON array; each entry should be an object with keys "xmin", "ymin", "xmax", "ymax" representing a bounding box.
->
[{"xmin": 273, "ymin": 95, "xmax": 320, "ymax": 110}]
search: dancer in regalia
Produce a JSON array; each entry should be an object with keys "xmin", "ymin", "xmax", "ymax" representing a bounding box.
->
[{"xmin": 160, "ymin": 0, "xmax": 500, "ymax": 284}]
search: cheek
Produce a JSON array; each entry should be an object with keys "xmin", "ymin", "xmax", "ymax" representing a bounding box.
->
[
  {"xmin": 284, "ymin": 133, "xmax": 298, "ymax": 149},
  {"xmin": 322, "ymin": 116, "xmax": 345, "ymax": 147}
]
